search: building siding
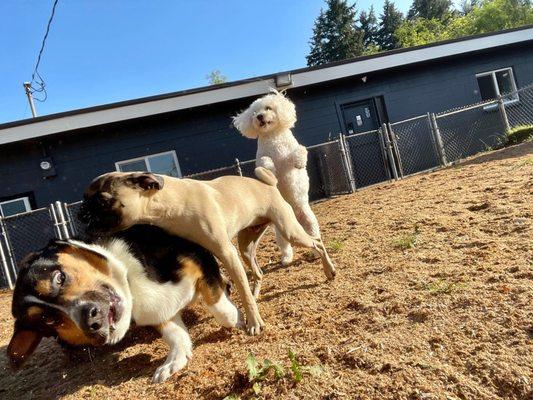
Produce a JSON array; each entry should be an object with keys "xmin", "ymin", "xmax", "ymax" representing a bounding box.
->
[{"xmin": 1, "ymin": 42, "xmax": 532, "ymax": 207}]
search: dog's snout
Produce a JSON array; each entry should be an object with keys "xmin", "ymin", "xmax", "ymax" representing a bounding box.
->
[
  {"xmin": 83, "ymin": 303, "xmax": 104, "ymax": 332},
  {"xmin": 256, "ymin": 113, "xmax": 264, "ymax": 122}
]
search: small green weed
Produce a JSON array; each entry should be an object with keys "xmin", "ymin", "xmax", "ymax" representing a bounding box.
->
[
  {"xmin": 228, "ymin": 350, "xmax": 325, "ymax": 398},
  {"xmin": 223, "ymin": 395, "xmax": 240, "ymax": 400},
  {"xmin": 426, "ymin": 279, "xmax": 464, "ymax": 295},
  {"xmin": 328, "ymin": 239, "xmax": 345, "ymax": 252},
  {"xmin": 394, "ymin": 226, "xmax": 420, "ymax": 250},
  {"xmin": 516, "ymin": 157, "xmax": 533, "ymax": 167}
]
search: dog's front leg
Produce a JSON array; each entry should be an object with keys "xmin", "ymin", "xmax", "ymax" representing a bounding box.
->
[
  {"xmin": 152, "ymin": 315, "xmax": 192, "ymax": 383},
  {"xmin": 288, "ymin": 145, "xmax": 308, "ymax": 169},
  {"xmin": 218, "ymin": 245, "xmax": 265, "ymax": 335},
  {"xmin": 257, "ymin": 156, "xmax": 277, "ymax": 175}
]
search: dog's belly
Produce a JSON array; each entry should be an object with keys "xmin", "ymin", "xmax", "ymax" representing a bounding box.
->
[{"xmin": 129, "ymin": 276, "xmax": 196, "ymax": 326}]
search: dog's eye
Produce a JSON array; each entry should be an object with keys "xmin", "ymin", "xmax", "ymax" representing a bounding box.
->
[
  {"xmin": 265, "ymin": 106, "xmax": 272, "ymax": 111},
  {"xmin": 53, "ymin": 270, "xmax": 66, "ymax": 287}
]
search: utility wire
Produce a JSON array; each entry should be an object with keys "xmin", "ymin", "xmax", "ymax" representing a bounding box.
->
[{"xmin": 29, "ymin": 0, "xmax": 60, "ymax": 102}]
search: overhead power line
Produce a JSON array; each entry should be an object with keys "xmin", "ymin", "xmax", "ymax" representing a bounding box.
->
[{"xmin": 29, "ymin": 0, "xmax": 60, "ymax": 103}]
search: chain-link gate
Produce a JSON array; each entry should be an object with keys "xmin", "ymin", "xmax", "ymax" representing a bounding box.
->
[
  {"xmin": 343, "ymin": 129, "xmax": 392, "ymax": 188},
  {"xmin": 389, "ymin": 115, "xmax": 441, "ymax": 176}
]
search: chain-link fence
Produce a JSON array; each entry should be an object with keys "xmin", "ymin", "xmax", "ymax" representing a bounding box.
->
[
  {"xmin": 506, "ymin": 84, "xmax": 533, "ymax": 129},
  {"xmin": 1, "ymin": 83, "xmax": 532, "ymax": 289},
  {"xmin": 436, "ymin": 101, "xmax": 506, "ymax": 162}
]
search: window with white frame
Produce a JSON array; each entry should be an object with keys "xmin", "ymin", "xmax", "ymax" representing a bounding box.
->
[
  {"xmin": 0, "ymin": 197, "xmax": 31, "ymax": 217},
  {"xmin": 476, "ymin": 67, "xmax": 518, "ymax": 103},
  {"xmin": 115, "ymin": 150, "xmax": 182, "ymax": 177}
]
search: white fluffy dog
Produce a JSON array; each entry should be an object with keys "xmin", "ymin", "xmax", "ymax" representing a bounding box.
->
[{"xmin": 233, "ymin": 90, "xmax": 320, "ymax": 265}]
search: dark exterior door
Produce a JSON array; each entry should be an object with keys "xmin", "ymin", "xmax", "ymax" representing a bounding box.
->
[
  {"xmin": 341, "ymin": 99, "xmax": 380, "ymax": 135},
  {"xmin": 340, "ymin": 99, "xmax": 390, "ymax": 188}
]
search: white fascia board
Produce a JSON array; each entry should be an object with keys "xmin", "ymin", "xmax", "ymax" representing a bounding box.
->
[{"xmin": 0, "ymin": 78, "xmax": 275, "ymax": 145}]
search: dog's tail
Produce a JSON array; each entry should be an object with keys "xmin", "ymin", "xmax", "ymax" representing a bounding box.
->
[{"xmin": 254, "ymin": 167, "xmax": 278, "ymax": 186}]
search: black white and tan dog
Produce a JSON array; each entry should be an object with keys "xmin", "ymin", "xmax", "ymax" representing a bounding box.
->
[
  {"xmin": 78, "ymin": 168, "xmax": 336, "ymax": 335},
  {"xmin": 7, "ymin": 225, "xmax": 241, "ymax": 383}
]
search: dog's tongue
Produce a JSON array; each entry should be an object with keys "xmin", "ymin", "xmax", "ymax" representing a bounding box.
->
[{"xmin": 108, "ymin": 303, "xmax": 116, "ymax": 326}]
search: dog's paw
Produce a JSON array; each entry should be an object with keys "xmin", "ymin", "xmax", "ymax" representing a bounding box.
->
[
  {"xmin": 292, "ymin": 146, "xmax": 308, "ymax": 169},
  {"xmin": 258, "ymin": 156, "xmax": 277, "ymax": 174},
  {"xmin": 280, "ymin": 247, "xmax": 294, "ymax": 266},
  {"xmin": 246, "ymin": 314, "xmax": 265, "ymax": 336},
  {"xmin": 152, "ymin": 355, "xmax": 188, "ymax": 383}
]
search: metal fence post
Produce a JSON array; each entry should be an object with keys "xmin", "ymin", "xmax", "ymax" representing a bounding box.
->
[
  {"xmin": 376, "ymin": 128, "xmax": 392, "ymax": 181},
  {"xmin": 428, "ymin": 112, "xmax": 448, "ymax": 166},
  {"xmin": 0, "ymin": 217, "xmax": 14, "ymax": 289},
  {"xmin": 235, "ymin": 158, "xmax": 243, "ymax": 176},
  {"xmin": 387, "ymin": 123, "xmax": 404, "ymax": 178},
  {"xmin": 338, "ymin": 134, "xmax": 356, "ymax": 192},
  {"xmin": 50, "ymin": 202, "xmax": 69, "ymax": 240},
  {"xmin": 497, "ymin": 97, "xmax": 511, "ymax": 133},
  {"xmin": 55, "ymin": 201, "xmax": 70, "ymax": 239},
  {"xmin": 0, "ymin": 217, "xmax": 17, "ymax": 288},
  {"xmin": 382, "ymin": 123, "xmax": 399, "ymax": 180}
]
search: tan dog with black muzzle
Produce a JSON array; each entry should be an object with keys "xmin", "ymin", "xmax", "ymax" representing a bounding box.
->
[{"xmin": 79, "ymin": 167, "xmax": 336, "ymax": 335}]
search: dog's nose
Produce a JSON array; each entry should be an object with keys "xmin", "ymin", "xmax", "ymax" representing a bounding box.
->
[
  {"xmin": 256, "ymin": 113, "xmax": 264, "ymax": 122},
  {"xmin": 83, "ymin": 304, "xmax": 104, "ymax": 332}
]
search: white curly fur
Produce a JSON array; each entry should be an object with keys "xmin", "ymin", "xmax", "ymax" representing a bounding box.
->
[{"xmin": 233, "ymin": 90, "xmax": 320, "ymax": 265}]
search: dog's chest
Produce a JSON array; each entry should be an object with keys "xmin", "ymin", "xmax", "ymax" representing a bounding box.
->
[
  {"xmin": 258, "ymin": 132, "xmax": 299, "ymax": 159},
  {"xmin": 128, "ymin": 268, "xmax": 196, "ymax": 326}
]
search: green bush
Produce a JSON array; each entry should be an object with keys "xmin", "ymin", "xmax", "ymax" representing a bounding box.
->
[{"xmin": 507, "ymin": 125, "xmax": 533, "ymax": 145}]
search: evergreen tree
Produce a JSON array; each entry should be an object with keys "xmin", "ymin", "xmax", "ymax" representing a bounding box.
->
[
  {"xmin": 407, "ymin": 0, "xmax": 453, "ymax": 20},
  {"xmin": 377, "ymin": 0, "xmax": 404, "ymax": 50},
  {"xmin": 306, "ymin": 0, "xmax": 364, "ymax": 66},
  {"xmin": 359, "ymin": 5, "xmax": 379, "ymax": 47}
]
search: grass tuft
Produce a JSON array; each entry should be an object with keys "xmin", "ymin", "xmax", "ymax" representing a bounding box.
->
[
  {"xmin": 328, "ymin": 239, "xmax": 345, "ymax": 252},
  {"xmin": 426, "ymin": 279, "xmax": 464, "ymax": 295},
  {"xmin": 394, "ymin": 226, "xmax": 420, "ymax": 250},
  {"xmin": 516, "ymin": 157, "xmax": 533, "ymax": 167},
  {"xmin": 506, "ymin": 125, "xmax": 533, "ymax": 145}
]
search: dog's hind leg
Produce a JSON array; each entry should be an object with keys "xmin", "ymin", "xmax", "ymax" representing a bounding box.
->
[
  {"xmin": 152, "ymin": 314, "xmax": 192, "ymax": 383},
  {"xmin": 269, "ymin": 199, "xmax": 336, "ymax": 280},
  {"xmin": 296, "ymin": 203, "xmax": 320, "ymax": 238},
  {"xmin": 274, "ymin": 228, "xmax": 294, "ymax": 266},
  {"xmin": 238, "ymin": 224, "xmax": 269, "ymax": 298}
]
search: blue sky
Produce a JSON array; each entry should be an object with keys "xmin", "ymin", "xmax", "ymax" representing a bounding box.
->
[{"xmin": 0, "ymin": 0, "xmax": 413, "ymax": 123}]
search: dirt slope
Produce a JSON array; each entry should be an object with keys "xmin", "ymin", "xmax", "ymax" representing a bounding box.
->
[{"xmin": 0, "ymin": 142, "xmax": 531, "ymax": 400}]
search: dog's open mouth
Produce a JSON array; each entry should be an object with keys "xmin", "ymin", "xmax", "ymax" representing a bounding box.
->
[
  {"xmin": 106, "ymin": 288, "xmax": 123, "ymax": 331},
  {"xmin": 258, "ymin": 120, "xmax": 272, "ymax": 128}
]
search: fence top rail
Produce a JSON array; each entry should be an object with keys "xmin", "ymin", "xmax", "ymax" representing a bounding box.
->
[
  {"xmin": 437, "ymin": 99, "xmax": 498, "ymax": 118},
  {"xmin": 390, "ymin": 114, "xmax": 427, "ymax": 126},
  {"xmin": 306, "ymin": 139, "xmax": 339, "ymax": 149},
  {"xmin": 345, "ymin": 129, "xmax": 379, "ymax": 138}
]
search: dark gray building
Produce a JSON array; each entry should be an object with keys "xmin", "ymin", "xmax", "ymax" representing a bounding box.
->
[{"xmin": 1, "ymin": 26, "xmax": 532, "ymax": 215}]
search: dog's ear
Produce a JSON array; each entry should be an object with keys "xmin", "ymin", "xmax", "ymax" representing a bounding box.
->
[
  {"xmin": 7, "ymin": 322, "xmax": 43, "ymax": 369},
  {"xmin": 128, "ymin": 173, "xmax": 164, "ymax": 191},
  {"xmin": 18, "ymin": 251, "xmax": 42, "ymax": 270},
  {"xmin": 233, "ymin": 109, "xmax": 258, "ymax": 139}
]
